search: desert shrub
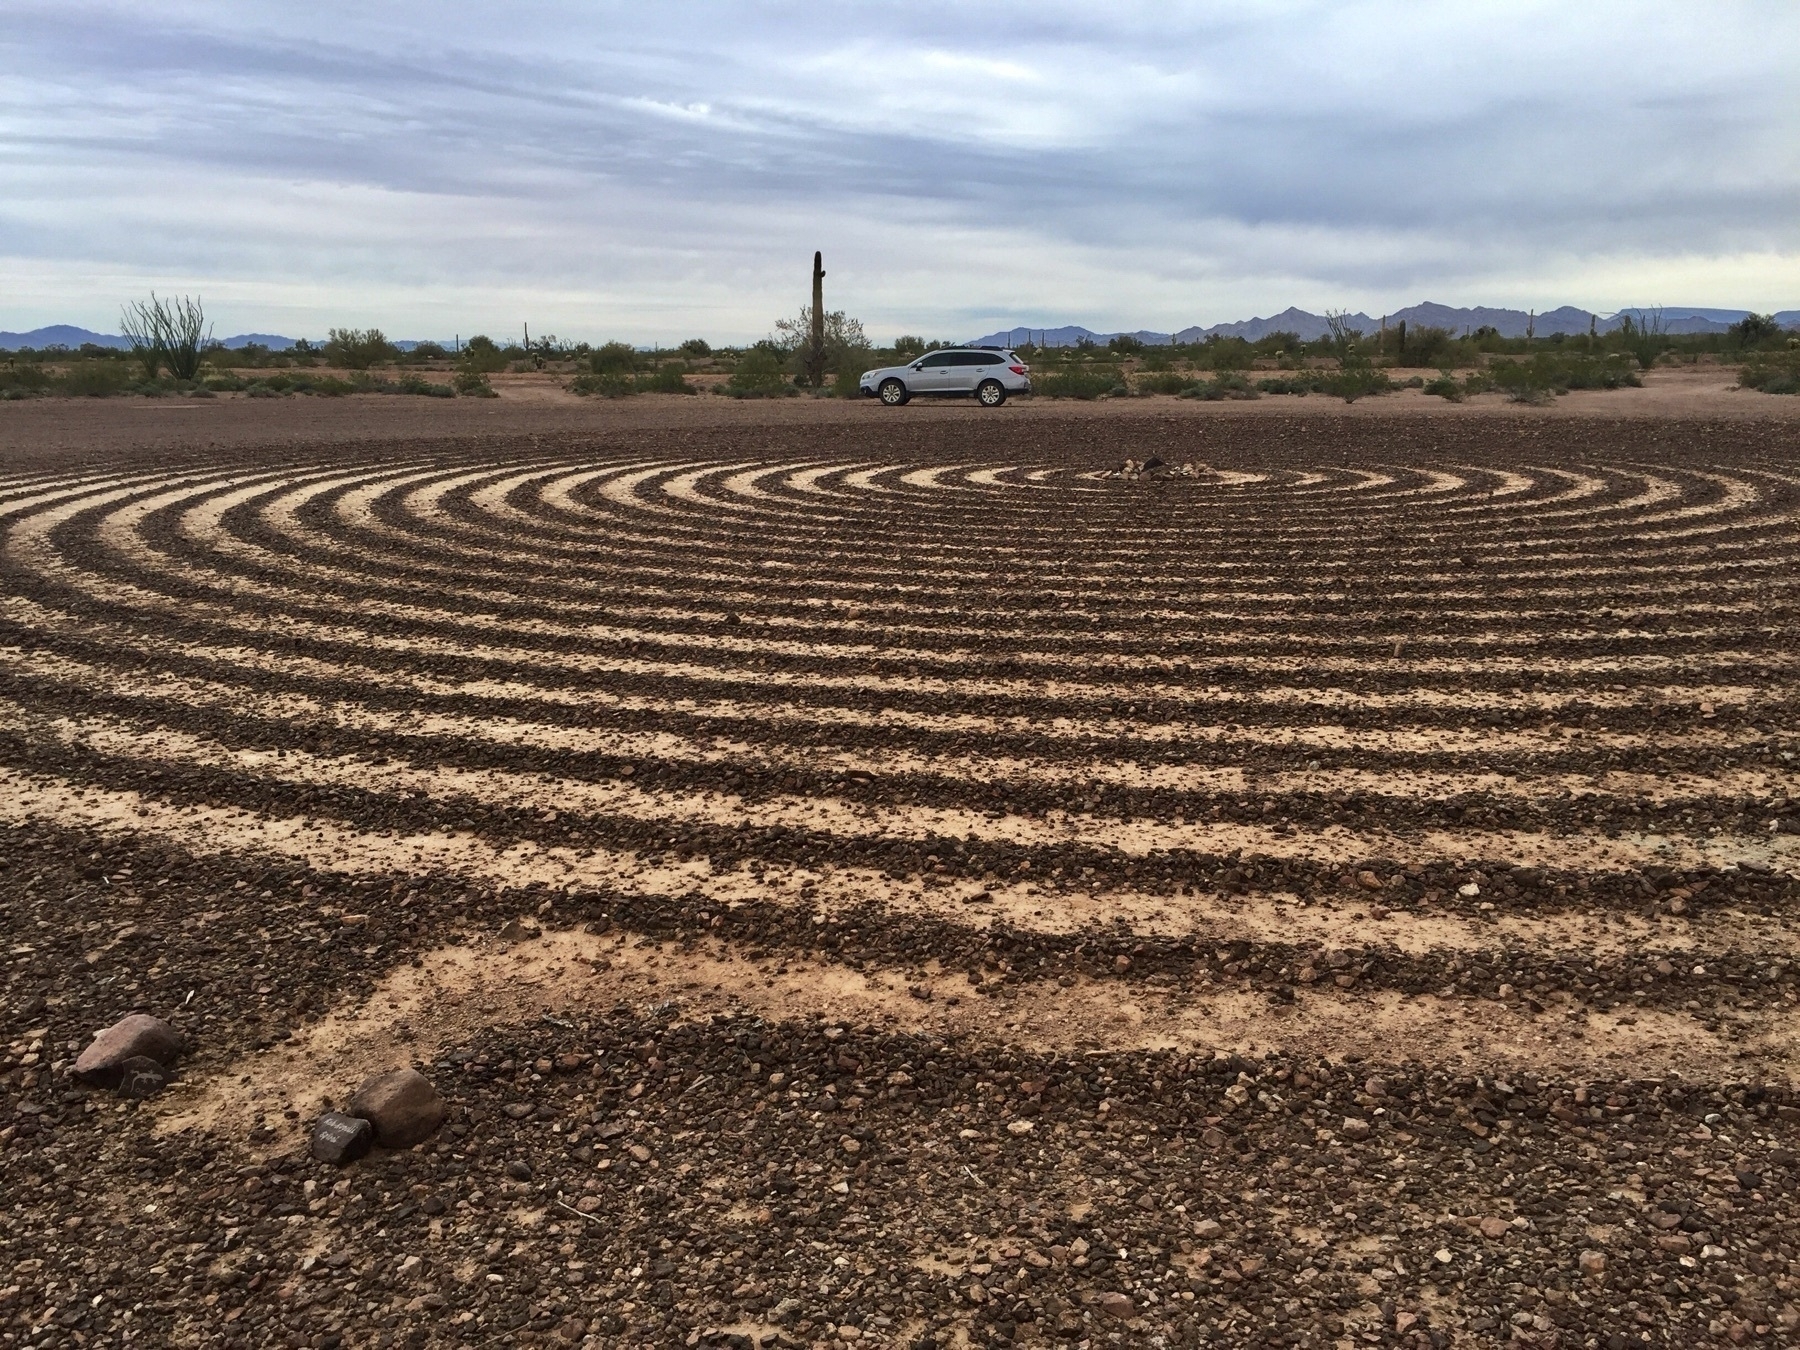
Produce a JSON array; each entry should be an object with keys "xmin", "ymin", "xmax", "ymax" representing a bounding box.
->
[
  {"xmin": 773, "ymin": 308, "xmax": 870, "ymax": 388},
  {"xmin": 0, "ymin": 362, "xmax": 53, "ymax": 398},
  {"xmin": 570, "ymin": 372, "xmax": 635, "ymax": 398},
  {"xmin": 59, "ymin": 361, "xmax": 131, "ymax": 396},
  {"xmin": 1254, "ymin": 368, "xmax": 1390, "ymax": 401},
  {"xmin": 1181, "ymin": 372, "xmax": 1259, "ymax": 401},
  {"xmin": 1557, "ymin": 356, "xmax": 1640, "ymax": 390},
  {"xmin": 892, "ymin": 335, "xmax": 927, "ymax": 359},
  {"xmin": 1200, "ymin": 337, "xmax": 1254, "ymax": 371},
  {"xmin": 589, "ymin": 342, "xmax": 639, "ymax": 375},
  {"xmin": 407, "ymin": 342, "xmax": 450, "ymax": 362},
  {"xmin": 395, "ymin": 375, "xmax": 455, "ymax": 398},
  {"xmin": 324, "ymin": 328, "xmax": 398, "ymax": 370},
  {"xmin": 679, "ymin": 338, "xmax": 711, "ymax": 357},
  {"xmin": 1489, "ymin": 354, "xmax": 1640, "ymax": 400},
  {"xmin": 725, "ymin": 347, "xmax": 796, "ymax": 398},
  {"xmin": 204, "ymin": 373, "xmax": 247, "ymax": 393},
  {"xmin": 459, "ymin": 336, "xmax": 509, "ymax": 374},
  {"xmin": 1399, "ymin": 326, "xmax": 1455, "ymax": 367},
  {"xmin": 637, "ymin": 362, "xmax": 695, "ymax": 394},
  {"xmin": 1423, "ymin": 375, "xmax": 1463, "ymax": 402},
  {"xmin": 1739, "ymin": 357, "xmax": 1800, "ymax": 395},
  {"xmin": 1107, "ymin": 335, "xmax": 1145, "ymax": 355},
  {"xmin": 453, "ymin": 371, "xmax": 497, "ymax": 397},
  {"xmin": 1035, "ymin": 369, "xmax": 1122, "ymax": 399},
  {"xmin": 1134, "ymin": 371, "xmax": 1196, "ymax": 396},
  {"xmin": 1323, "ymin": 367, "xmax": 1392, "ymax": 402}
]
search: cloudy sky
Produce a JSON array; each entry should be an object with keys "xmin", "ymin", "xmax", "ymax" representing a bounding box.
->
[{"xmin": 3, "ymin": 1, "xmax": 1798, "ymax": 342}]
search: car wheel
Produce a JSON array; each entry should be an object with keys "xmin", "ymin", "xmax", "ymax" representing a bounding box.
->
[
  {"xmin": 976, "ymin": 379, "xmax": 1006, "ymax": 407},
  {"xmin": 879, "ymin": 379, "xmax": 909, "ymax": 406}
]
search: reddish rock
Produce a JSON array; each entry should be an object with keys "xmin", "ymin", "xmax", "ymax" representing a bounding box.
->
[
  {"xmin": 73, "ymin": 1015, "xmax": 183, "ymax": 1089},
  {"xmin": 348, "ymin": 1068, "xmax": 446, "ymax": 1148}
]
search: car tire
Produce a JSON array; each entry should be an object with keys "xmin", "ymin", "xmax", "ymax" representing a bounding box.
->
[
  {"xmin": 879, "ymin": 378, "xmax": 909, "ymax": 406},
  {"xmin": 976, "ymin": 380, "xmax": 1007, "ymax": 407}
]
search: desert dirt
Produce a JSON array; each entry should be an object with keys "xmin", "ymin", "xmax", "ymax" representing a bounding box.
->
[{"xmin": 1, "ymin": 390, "xmax": 1798, "ymax": 1349}]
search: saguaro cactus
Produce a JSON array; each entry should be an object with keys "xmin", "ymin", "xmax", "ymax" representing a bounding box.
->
[{"xmin": 807, "ymin": 251, "xmax": 827, "ymax": 388}]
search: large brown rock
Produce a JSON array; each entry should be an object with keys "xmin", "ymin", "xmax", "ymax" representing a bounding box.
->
[
  {"xmin": 348, "ymin": 1067, "xmax": 446, "ymax": 1148},
  {"xmin": 73, "ymin": 1014, "xmax": 183, "ymax": 1089}
]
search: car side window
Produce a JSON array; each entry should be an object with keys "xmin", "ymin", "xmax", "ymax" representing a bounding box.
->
[
  {"xmin": 961, "ymin": 352, "xmax": 994, "ymax": 365},
  {"xmin": 918, "ymin": 353, "xmax": 954, "ymax": 368}
]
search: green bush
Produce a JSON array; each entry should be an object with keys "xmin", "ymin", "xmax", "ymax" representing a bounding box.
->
[
  {"xmin": 452, "ymin": 371, "xmax": 498, "ymax": 397},
  {"xmin": 1181, "ymin": 372, "xmax": 1259, "ymax": 401},
  {"xmin": 0, "ymin": 363, "xmax": 54, "ymax": 397},
  {"xmin": 395, "ymin": 375, "xmax": 455, "ymax": 398},
  {"xmin": 1488, "ymin": 354, "xmax": 1641, "ymax": 400},
  {"xmin": 679, "ymin": 338, "xmax": 711, "ymax": 357},
  {"xmin": 589, "ymin": 342, "xmax": 639, "ymax": 375},
  {"xmin": 1035, "ymin": 369, "xmax": 1123, "ymax": 399},
  {"xmin": 1423, "ymin": 375, "xmax": 1463, "ymax": 402},
  {"xmin": 725, "ymin": 347, "xmax": 796, "ymax": 398},
  {"xmin": 1199, "ymin": 337, "xmax": 1254, "ymax": 371},
  {"xmin": 569, "ymin": 372, "xmax": 635, "ymax": 398},
  {"xmin": 59, "ymin": 362, "xmax": 131, "ymax": 397},
  {"xmin": 1252, "ymin": 368, "xmax": 1392, "ymax": 402},
  {"xmin": 459, "ymin": 336, "xmax": 509, "ymax": 374},
  {"xmin": 1390, "ymin": 325, "xmax": 1456, "ymax": 368},
  {"xmin": 1739, "ymin": 358, "xmax": 1800, "ymax": 395},
  {"xmin": 1322, "ymin": 367, "xmax": 1393, "ymax": 402},
  {"xmin": 1134, "ymin": 371, "xmax": 1196, "ymax": 395},
  {"xmin": 324, "ymin": 328, "xmax": 399, "ymax": 370},
  {"xmin": 637, "ymin": 362, "xmax": 694, "ymax": 394}
]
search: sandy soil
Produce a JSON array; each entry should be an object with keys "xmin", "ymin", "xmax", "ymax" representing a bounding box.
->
[{"xmin": 2, "ymin": 363, "xmax": 1796, "ymax": 462}]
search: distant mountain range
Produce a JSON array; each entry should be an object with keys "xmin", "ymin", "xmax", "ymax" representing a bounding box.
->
[
  {"xmin": 6, "ymin": 304, "xmax": 1798, "ymax": 355},
  {"xmin": 0, "ymin": 325, "xmax": 446, "ymax": 352},
  {"xmin": 972, "ymin": 303, "xmax": 1800, "ymax": 348}
]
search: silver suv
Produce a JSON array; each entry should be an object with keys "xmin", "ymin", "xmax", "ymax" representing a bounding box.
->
[{"xmin": 860, "ymin": 349, "xmax": 1030, "ymax": 406}]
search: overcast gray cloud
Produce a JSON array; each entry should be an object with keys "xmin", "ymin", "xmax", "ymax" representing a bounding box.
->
[{"xmin": 3, "ymin": 0, "xmax": 1798, "ymax": 341}]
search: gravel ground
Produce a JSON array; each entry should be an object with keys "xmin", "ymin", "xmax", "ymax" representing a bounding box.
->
[{"xmin": 2, "ymin": 406, "xmax": 1799, "ymax": 1349}]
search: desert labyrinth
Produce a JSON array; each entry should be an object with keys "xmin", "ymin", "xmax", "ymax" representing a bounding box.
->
[{"xmin": 3, "ymin": 423, "xmax": 1799, "ymax": 1349}]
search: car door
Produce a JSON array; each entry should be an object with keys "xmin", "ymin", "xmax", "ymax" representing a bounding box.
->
[
  {"xmin": 963, "ymin": 351, "xmax": 1004, "ymax": 391},
  {"xmin": 910, "ymin": 351, "xmax": 956, "ymax": 393},
  {"xmin": 941, "ymin": 352, "xmax": 987, "ymax": 392}
]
